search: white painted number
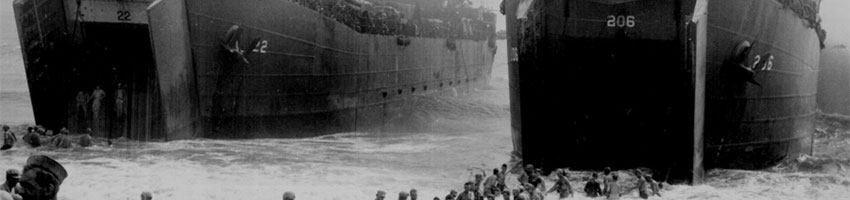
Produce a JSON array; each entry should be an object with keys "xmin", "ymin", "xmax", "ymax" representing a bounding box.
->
[
  {"xmin": 607, "ymin": 15, "xmax": 635, "ymax": 28},
  {"xmin": 751, "ymin": 54, "xmax": 775, "ymax": 71},
  {"xmin": 253, "ymin": 40, "xmax": 268, "ymax": 53},
  {"xmin": 751, "ymin": 55, "xmax": 761, "ymax": 70},
  {"xmin": 764, "ymin": 55, "xmax": 774, "ymax": 70}
]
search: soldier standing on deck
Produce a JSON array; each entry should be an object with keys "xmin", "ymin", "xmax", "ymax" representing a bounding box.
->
[
  {"xmin": 74, "ymin": 91, "xmax": 88, "ymax": 131},
  {"xmin": 115, "ymin": 83, "xmax": 127, "ymax": 137},
  {"xmin": 90, "ymin": 85, "xmax": 106, "ymax": 133}
]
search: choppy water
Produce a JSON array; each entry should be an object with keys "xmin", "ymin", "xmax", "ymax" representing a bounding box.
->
[{"xmin": 2, "ymin": 0, "xmax": 850, "ymax": 199}]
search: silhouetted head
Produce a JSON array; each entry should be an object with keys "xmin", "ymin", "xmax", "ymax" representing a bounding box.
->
[
  {"xmin": 612, "ymin": 173, "xmax": 619, "ymax": 181},
  {"xmin": 283, "ymin": 191, "xmax": 295, "ymax": 200},
  {"xmin": 141, "ymin": 192, "xmax": 152, "ymax": 200},
  {"xmin": 4, "ymin": 169, "xmax": 20, "ymax": 186},
  {"xmin": 2, "ymin": 125, "xmax": 8, "ymax": 131},
  {"xmin": 603, "ymin": 167, "xmax": 611, "ymax": 175},
  {"xmin": 493, "ymin": 168, "xmax": 499, "ymax": 175},
  {"xmin": 376, "ymin": 190, "xmax": 387, "ymax": 200},
  {"xmin": 398, "ymin": 191, "xmax": 409, "ymax": 200},
  {"xmin": 464, "ymin": 181, "xmax": 474, "ymax": 191},
  {"xmin": 409, "ymin": 189, "xmax": 417, "ymax": 200}
]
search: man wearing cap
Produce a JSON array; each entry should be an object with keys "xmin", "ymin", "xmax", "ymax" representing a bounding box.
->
[
  {"xmin": 0, "ymin": 169, "xmax": 22, "ymax": 200},
  {"xmin": 376, "ymin": 190, "xmax": 387, "ymax": 200},
  {"xmin": 15, "ymin": 155, "xmax": 68, "ymax": 200},
  {"xmin": 282, "ymin": 191, "xmax": 295, "ymax": 200}
]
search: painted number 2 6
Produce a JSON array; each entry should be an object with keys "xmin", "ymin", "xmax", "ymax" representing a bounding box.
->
[{"xmin": 607, "ymin": 15, "xmax": 635, "ymax": 28}]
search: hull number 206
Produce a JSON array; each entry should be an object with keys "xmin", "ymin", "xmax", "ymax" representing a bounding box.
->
[{"xmin": 607, "ymin": 15, "xmax": 635, "ymax": 28}]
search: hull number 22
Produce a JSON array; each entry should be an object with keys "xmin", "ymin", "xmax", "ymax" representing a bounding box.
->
[{"xmin": 607, "ymin": 15, "xmax": 635, "ymax": 28}]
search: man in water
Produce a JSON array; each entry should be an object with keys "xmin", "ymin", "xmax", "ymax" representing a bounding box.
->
[
  {"xmin": 517, "ymin": 164, "xmax": 533, "ymax": 184},
  {"xmin": 78, "ymin": 129, "xmax": 93, "ymax": 148},
  {"xmin": 524, "ymin": 183, "xmax": 543, "ymax": 200},
  {"xmin": 473, "ymin": 173, "xmax": 484, "ymax": 194},
  {"xmin": 2, "ymin": 126, "xmax": 16, "ymax": 150},
  {"xmin": 457, "ymin": 181, "xmax": 480, "ymax": 200},
  {"xmin": 605, "ymin": 173, "xmax": 621, "ymax": 200},
  {"xmin": 21, "ymin": 127, "xmax": 40, "ymax": 148},
  {"xmin": 16, "ymin": 155, "xmax": 68, "ymax": 200},
  {"xmin": 482, "ymin": 169, "xmax": 499, "ymax": 200},
  {"xmin": 444, "ymin": 190, "xmax": 457, "ymax": 200},
  {"xmin": 528, "ymin": 169, "xmax": 545, "ymax": 192},
  {"xmin": 282, "ymin": 191, "xmax": 295, "ymax": 200},
  {"xmin": 409, "ymin": 189, "xmax": 417, "ymax": 200},
  {"xmin": 546, "ymin": 169, "xmax": 573, "ymax": 199},
  {"xmin": 584, "ymin": 173, "xmax": 602, "ymax": 197},
  {"xmin": 0, "ymin": 169, "xmax": 22, "ymax": 200},
  {"xmin": 497, "ymin": 164, "xmax": 508, "ymax": 191},
  {"xmin": 90, "ymin": 85, "xmax": 106, "ymax": 132},
  {"xmin": 49, "ymin": 128, "xmax": 71, "ymax": 149},
  {"xmin": 376, "ymin": 190, "xmax": 387, "ymax": 200},
  {"xmin": 511, "ymin": 189, "xmax": 523, "ymax": 200},
  {"xmin": 601, "ymin": 167, "xmax": 613, "ymax": 196},
  {"xmin": 646, "ymin": 175, "xmax": 661, "ymax": 198}
]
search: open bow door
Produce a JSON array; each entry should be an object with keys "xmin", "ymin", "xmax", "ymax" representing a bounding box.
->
[{"xmin": 147, "ymin": 0, "xmax": 201, "ymax": 140}]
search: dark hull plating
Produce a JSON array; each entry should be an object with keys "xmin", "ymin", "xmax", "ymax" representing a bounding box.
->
[
  {"xmin": 507, "ymin": 0, "xmax": 820, "ymax": 182},
  {"xmin": 13, "ymin": 0, "xmax": 495, "ymax": 140}
]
